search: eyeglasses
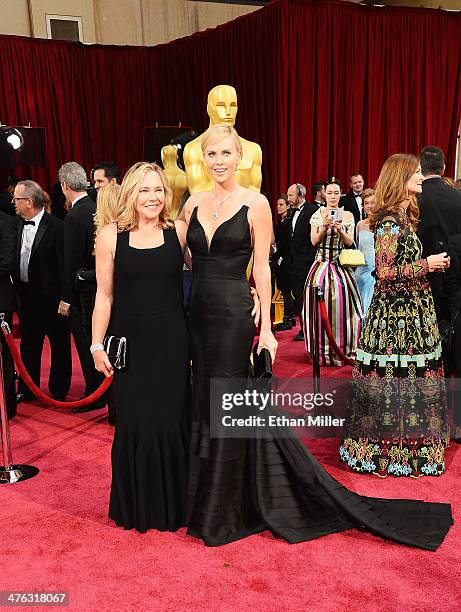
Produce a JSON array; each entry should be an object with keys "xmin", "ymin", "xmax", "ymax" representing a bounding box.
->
[{"xmin": 12, "ymin": 197, "xmax": 30, "ymax": 203}]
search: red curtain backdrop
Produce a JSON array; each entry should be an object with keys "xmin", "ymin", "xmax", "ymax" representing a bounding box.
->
[{"xmin": 0, "ymin": 0, "xmax": 460, "ymax": 202}]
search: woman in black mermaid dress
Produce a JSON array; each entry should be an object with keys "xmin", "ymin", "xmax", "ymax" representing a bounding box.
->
[{"xmin": 182, "ymin": 124, "xmax": 453, "ymax": 550}]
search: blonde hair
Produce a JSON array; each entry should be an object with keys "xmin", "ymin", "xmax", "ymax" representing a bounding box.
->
[
  {"xmin": 116, "ymin": 162, "xmax": 174, "ymax": 232},
  {"xmin": 94, "ymin": 183, "xmax": 122, "ymax": 237},
  {"xmin": 201, "ymin": 124, "xmax": 243, "ymax": 159},
  {"xmin": 362, "ymin": 188, "xmax": 375, "ymax": 201},
  {"xmin": 369, "ymin": 154, "xmax": 419, "ymax": 231}
]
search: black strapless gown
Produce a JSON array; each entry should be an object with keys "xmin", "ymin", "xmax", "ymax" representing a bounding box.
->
[{"xmin": 185, "ymin": 204, "xmax": 453, "ymax": 550}]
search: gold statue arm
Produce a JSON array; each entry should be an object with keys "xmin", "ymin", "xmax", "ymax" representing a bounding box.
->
[
  {"xmin": 248, "ymin": 144, "xmax": 263, "ymax": 193},
  {"xmin": 184, "ymin": 141, "xmax": 212, "ymax": 194}
]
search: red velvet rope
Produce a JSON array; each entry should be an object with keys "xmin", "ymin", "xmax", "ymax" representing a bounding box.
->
[
  {"xmin": 1, "ymin": 323, "xmax": 112, "ymax": 408},
  {"xmin": 318, "ymin": 301, "xmax": 355, "ymax": 366}
]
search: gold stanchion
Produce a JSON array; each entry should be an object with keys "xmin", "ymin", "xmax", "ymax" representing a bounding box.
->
[
  {"xmin": 0, "ymin": 315, "xmax": 39, "ymax": 484},
  {"xmin": 272, "ymin": 284, "xmax": 284, "ymax": 326}
]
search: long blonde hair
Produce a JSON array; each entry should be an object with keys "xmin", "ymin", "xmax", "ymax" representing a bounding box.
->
[
  {"xmin": 369, "ymin": 154, "xmax": 419, "ymax": 231},
  {"xmin": 116, "ymin": 162, "xmax": 174, "ymax": 232},
  {"xmin": 94, "ymin": 183, "xmax": 122, "ymax": 237}
]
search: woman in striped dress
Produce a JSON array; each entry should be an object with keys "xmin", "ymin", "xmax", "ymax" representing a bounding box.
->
[{"xmin": 303, "ymin": 178, "xmax": 362, "ymax": 365}]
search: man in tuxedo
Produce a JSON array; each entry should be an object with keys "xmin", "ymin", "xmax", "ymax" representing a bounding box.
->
[
  {"xmin": 445, "ymin": 232, "xmax": 461, "ymax": 442},
  {"xmin": 311, "ymin": 182, "xmax": 326, "ymax": 207},
  {"xmin": 340, "ymin": 173, "xmax": 365, "ymax": 226},
  {"xmin": 287, "ymin": 183, "xmax": 319, "ymax": 341},
  {"xmin": 13, "ymin": 180, "xmax": 72, "ymax": 402},
  {"xmin": 58, "ymin": 162, "xmax": 105, "ymax": 413},
  {"xmin": 417, "ymin": 146, "xmax": 461, "ymax": 325},
  {"xmin": 0, "ymin": 210, "xmax": 17, "ymax": 418}
]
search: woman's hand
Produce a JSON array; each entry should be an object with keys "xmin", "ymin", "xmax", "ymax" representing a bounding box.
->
[
  {"xmin": 427, "ymin": 252, "xmax": 450, "ymax": 272},
  {"xmin": 250, "ymin": 287, "xmax": 261, "ymax": 327},
  {"xmin": 332, "ymin": 221, "xmax": 343, "ymax": 233},
  {"xmin": 257, "ymin": 329, "xmax": 278, "ymax": 363},
  {"xmin": 93, "ymin": 349, "xmax": 114, "ymax": 378}
]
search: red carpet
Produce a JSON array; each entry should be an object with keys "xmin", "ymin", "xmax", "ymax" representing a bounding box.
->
[{"xmin": 1, "ymin": 328, "xmax": 459, "ymax": 611}]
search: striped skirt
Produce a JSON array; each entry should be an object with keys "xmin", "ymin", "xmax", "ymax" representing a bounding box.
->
[{"xmin": 303, "ymin": 260, "xmax": 362, "ymax": 366}]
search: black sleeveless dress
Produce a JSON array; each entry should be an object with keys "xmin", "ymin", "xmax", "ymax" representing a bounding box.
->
[
  {"xmin": 186, "ymin": 204, "xmax": 453, "ymax": 550},
  {"xmin": 108, "ymin": 229, "xmax": 189, "ymax": 533}
]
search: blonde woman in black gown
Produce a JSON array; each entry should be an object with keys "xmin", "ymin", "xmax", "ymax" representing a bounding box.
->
[
  {"xmin": 181, "ymin": 125, "xmax": 453, "ymax": 550},
  {"xmin": 92, "ymin": 162, "xmax": 191, "ymax": 533}
]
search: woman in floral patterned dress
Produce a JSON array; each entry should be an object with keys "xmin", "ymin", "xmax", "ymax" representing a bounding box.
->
[{"xmin": 340, "ymin": 154, "xmax": 450, "ymax": 477}]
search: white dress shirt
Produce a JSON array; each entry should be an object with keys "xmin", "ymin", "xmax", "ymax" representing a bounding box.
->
[
  {"xmin": 291, "ymin": 200, "xmax": 306, "ymax": 232},
  {"xmin": 354, "ymin": 192, "xmax": 363, "ymax": 219},
  {"xmin": 20, "ymin": 208, "xmax": 45, "ymax": 282}
]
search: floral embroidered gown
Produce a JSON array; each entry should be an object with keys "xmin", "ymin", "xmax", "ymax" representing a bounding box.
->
[
  {"xmin": 340, "ymin": 217, "xmax": 448, "ymax": 477},
  {"xmin": 303, "ymin": 207, "xmax": 362, "ymax": 366}
]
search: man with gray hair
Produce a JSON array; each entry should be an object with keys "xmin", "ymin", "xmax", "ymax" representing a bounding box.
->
[
  {"xmin": 13, "ymin": 179, "xmax": 71, "ymax": 403},
  {"xmin": 59, "ymin": 162, "xmax": 105, "ymax": 413},
  {"xmin": 287, "ymin": 183, "xmax": 319, "ymax": 341}
]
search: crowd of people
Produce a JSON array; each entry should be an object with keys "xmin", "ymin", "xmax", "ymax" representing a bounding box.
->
[
  {"xmin": 0, "ymin": 162, "xmax": 121, "ymax": 422},
  {"xmin": 0, "ymin": 133, "xmax": 458, "ymax": 549},
  {"xmin": 271, "ymin": 146, "xmax": 461, "ymax": 472}
]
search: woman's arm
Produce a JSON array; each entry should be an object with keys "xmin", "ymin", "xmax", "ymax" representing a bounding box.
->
[
  {"xmin": 375, "ymin": 220, "xmax": 428, "ymax": 281},
  {"xmin": 249, "ymin": 196, "xmax": 278, "ymax": 361},
  {"xmin": 311, "ymin": 223, "xmax": 327, "ymax": 246},
  {"xmin": 174, "ymin": 219, "xmax": 192, "ymax": 270},
  {"xmin": 311, "ymin": 210, "xmax": 329, "ymax": 246},
  {"xmin": 91, "ymin": 223, "xmax": 117, "ymax": 377}
]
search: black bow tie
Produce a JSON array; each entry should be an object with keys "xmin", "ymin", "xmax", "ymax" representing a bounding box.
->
[
  {"xmin": 297, "ymin": 204, "xmax": 304, "ymax": 211},
  {"xmin": 354, "ymin": 193, "xmax": 362, "ymax": 199},
  {"xmin": 23, "ymin": 220, "xmax": 35, "ymax": 226}
]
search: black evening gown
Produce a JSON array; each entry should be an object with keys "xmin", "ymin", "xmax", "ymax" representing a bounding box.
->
[
  {"xmin": 108, "ymin": 229, "xmax": 189, "ymax": 532},
  {"xmin": 185, "ymin": 204, "xmax": 453, "ymax": 550}
]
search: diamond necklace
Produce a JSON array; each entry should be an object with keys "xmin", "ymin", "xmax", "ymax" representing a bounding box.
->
[{"xmin": 212, "ymin": 186, "xmax": 239, "ymax": 220}]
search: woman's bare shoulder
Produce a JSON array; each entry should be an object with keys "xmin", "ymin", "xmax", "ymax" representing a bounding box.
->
[{"xmin": 98, "ymin": 222, "xmax": 118, "ymax": 241}]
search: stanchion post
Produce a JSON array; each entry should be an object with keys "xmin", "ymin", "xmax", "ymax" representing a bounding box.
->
[
  {"xmin": 0, "ymin": 323, "xmax": 13, "ymax": 472},
  {"xmin": 310, "ymin": 287, "xmax": 321, "ymax": 392},
  {"xmin": 0, "ymin": 315, "xmax": 39, "ymax": 484}
]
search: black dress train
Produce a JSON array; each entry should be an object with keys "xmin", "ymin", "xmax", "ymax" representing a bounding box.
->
[
  {"xmin": 108, "ymin": 229, "xmax": 189, "ymax": 532},
  {"xmin": 185, "ymin": 204, "xmax": 453, "ymax": 550}
]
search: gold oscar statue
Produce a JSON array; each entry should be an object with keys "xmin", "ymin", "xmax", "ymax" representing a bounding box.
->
[
  {"xmin": 161, "ymin": 144, "xmax": 188, "ymax": 218},
  {"xmin": 184, "ymin": 85, "xmax": 262, "ymax": 194}
]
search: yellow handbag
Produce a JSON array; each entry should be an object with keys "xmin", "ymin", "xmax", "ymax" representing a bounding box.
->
[{"xmin": 339, "ymin": 245, "xmax": 365, "ymax": 268}]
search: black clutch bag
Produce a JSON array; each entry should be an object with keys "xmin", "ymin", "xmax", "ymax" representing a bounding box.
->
[
  {"xmin": 251, "ymin": 345, "xmax": 273, "ymax": 380},
  {"xmin": 103, "ymin": 335, "xmax": 127, "ymax": 370}
]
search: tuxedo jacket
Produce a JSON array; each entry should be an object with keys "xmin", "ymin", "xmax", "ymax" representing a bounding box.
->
[
  {"xmin": 62, "ymin": 195, "xmax": 96, "ymax": 304},
  {"xmin": 417, "ymin": 177, "xmax": 461, "ymax": 314},
  {"xmin": 0, "ymin": 191, "xmax": 15, "ymax": 216},
  {"xmin": 418, "ymin": 177, "xmax": 461, "ymax": 256},
  {"xmin": 340, "ymin": 191, "xmax": 362, "ymax": 227},
  {"xmin": 14, "ymin": 212, "xmax": 65, "ymax": 304},
  {"xmin": 445, "ymin": 232, "xmax": 461, "ymax": 311},
  {"xmin": 289, "ymin": 202, "xmax": 319, "ymax": 280},
  {"xmin": 0, "ymin": 210, "xmax": 17, "ymax": 311}
]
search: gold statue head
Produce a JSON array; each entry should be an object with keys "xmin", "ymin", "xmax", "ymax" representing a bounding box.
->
[
  {"xmin": 161, "ymin": 144, "xmax": 178, "ymax": 167},
  {"xmin": 207, "ymin": 85, "xmax": 238, "ymax": 126}
]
